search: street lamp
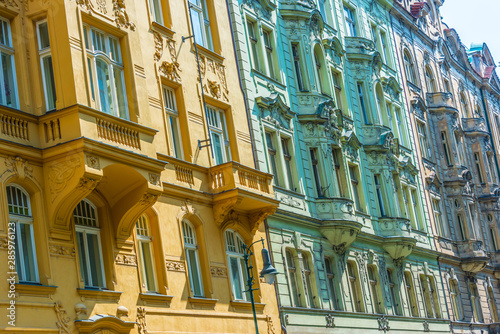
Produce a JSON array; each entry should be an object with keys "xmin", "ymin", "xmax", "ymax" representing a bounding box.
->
[{"xmin": 242, "ymin": 238, "xmax": 279, "ymax": 334}]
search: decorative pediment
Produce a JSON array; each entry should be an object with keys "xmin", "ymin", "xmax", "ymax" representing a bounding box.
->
[
  {"xmin": 411, "ymin": 94, "xmax": 427, "ymax": 120},
  {"xmin": 257, "ymin": 93, "xmax": 295, "ymax": 130},
  {"xmin": 259, "ymin": 0, "xmax": 277, "ymax": 11},
  {"xmin": 341, "ymin": 130, "xmax": 361, "ymax": 160},
  {"xmin": 380, "ymin": 131, "xmax": 399, "ymax": 154},
  {"xmin": 399, "ymin": 156, "xmax": 418, "ymax": 184},
  {"xmin": 381, "ymin": 76, "xmax": 402, "ymax": 100},
  {"xmin": 324, "ymin": 36, "xmax": 345, "ymax": 65},
  {"xmin": 74, "ymin": 314, "xmax": 136, "ymax": 334},
  {"xmin": 309, "ymin": 11, "xmax": 324, "ymax": 38}
]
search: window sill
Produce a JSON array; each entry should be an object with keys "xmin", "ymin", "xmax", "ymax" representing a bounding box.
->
[
  {"xmin": 140, "ymin": 292, "xmax": 173, "ymax": 306},
  {"xmin": 230, "ymin": 300, "xmax": 265, "ymax": 312},
  {"xmin": 77, "ymin": 288, "xmax": 122, "ymax": 302},
  {"xmin": 15, "ymin": 283, "xmax": 57, "ymax": 297},
  {"xmin": 188, "ymin": 296, "xmax": 218, "ymax": 309},
  {"xmin": 151, "ymin": 22, "xmax": 174, "ymax": 38},
  {"xmin": 193, "ymin": 43, "xmax": 224, "ymax": 63}
]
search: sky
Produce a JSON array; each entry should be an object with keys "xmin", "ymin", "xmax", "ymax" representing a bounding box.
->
[{"xmin": 440, "ymin": 0, "xmax": 500, "ymax": 66}]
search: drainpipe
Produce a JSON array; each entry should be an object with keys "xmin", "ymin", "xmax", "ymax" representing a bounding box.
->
[
  {"xmin": 437, "ymin": 256, "xmax": 453, "ymax": 330},
  {"xmin": 224, "ymin": 0, "xmax": 258, "ymax": 168},
  {"xmin": 479, "ymin": 86, "xmax": 500, "ymax": 182}
]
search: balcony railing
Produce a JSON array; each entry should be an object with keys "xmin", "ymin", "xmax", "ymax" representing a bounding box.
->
[
  {"xmin": 1, "ymin": 112, "xmax": 30, "ymax": 141},
  {"xmin": 209, "ymin": 162, "xmax": 273, "ymax": 195}
]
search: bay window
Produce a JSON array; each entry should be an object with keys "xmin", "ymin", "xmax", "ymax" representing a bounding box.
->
[
  {"xmin": 7, "ymin": 185, "xmax": 38, "ymax": 283},
  {"xmin": 84, "ymin": 25, "xmax": 128, "ymax": 119}
]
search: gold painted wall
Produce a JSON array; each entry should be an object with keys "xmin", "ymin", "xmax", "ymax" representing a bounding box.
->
[{"xmin": 0, "ymin": 0, "xmax": 281, "ymax": 333}]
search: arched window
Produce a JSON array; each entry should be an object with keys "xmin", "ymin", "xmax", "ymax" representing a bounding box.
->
[
  {"xmin": 460, "ymin": 92, "xmax": 470, "ymax": 117},
  {"xmin": 425, "ymin": 66, "xmax": 436, "ymax": 92},
  {"xmin": 420, "ymin": 274, "xmax": 440, "ymax": 318},
  {"xmin": 387, "ymin": 268, "xmax": 401, "ymax": 315},
  {"xmin": 449, "ymin": 279, "xmax": 463, "ymax": 321},
  {"xmin": 403, "ymin": 50, "xmax": 416, "ymax": 83},
  {"xmin": 182, "ymin": 220, "xmax": 204, "ymax": 297},
  {"xmin": 224, "ymin": 230, "xmax": 248, "ymax": 301},
  {"xmin": 74, "ymin": 199, "xmax": 105, "ymax": 288},
  {"xmin": 313, "ymin": 47, "xmax": 326, "ymax": 93},
  {"xmin": 285, "ymin": 249, "xmax": 300, "ymax": 307},
  {"xmin": 469, "ymin": 282, "xmax": 483, "ymax": 322},
  {"xmin": 347, "ymin": 261, "xmax": 364, "ymax": 312},
  {"xmin": 6, "ymin": 185, "xmax": 38, "ymax": 283},
  {"xmin": 136, "ymin": 215, "xmax": 157, "ymax": 292}
]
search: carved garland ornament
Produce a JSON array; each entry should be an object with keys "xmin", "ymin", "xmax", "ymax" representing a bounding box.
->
[
  {"xmin": 54, "ymin": 301, "xmax": 71, "ymax": 334},
  {"xmin": 210, "ymin": 266, "xmax": 227, "ymax": 278},
  {"xmin": 137, "ymin": 307, "xmax": 147, "ymax": 334},
  {"xmin": 115, "ymin": 253, "xmax": 137, "ymax": 266},
  {"xmin": 113, "ymin": 0, "xmax": 136, "ymax": 31},
  {"xmin": 166, "ymin": 260, "xmax": 185, "ymax": 272}
]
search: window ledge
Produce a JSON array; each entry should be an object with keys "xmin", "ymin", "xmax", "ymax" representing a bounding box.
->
[
  {"xmin": 151, "ymin": 22, "xmax": 174, "ymax": 38},
  {"xmin": 188, "ymin": 296, "xmax": 218, "ymax": 309},
  {"xmin": 140, "ymin": 292, "xmax": 173, "ymax": 305},
  {"xmin": 15, "ymin": 283, "xmax": 57, "ymax": 297},
  {"xmin": 77, "ymin": 288, "xmax": 122, "ymax": 302},
  {"xmin": 193, "ymin": 43, "xmax": 224, "ymax": 63},
  {"xmin": 230, "ymin": 300, "xmax": 265, "ymax": 312}
]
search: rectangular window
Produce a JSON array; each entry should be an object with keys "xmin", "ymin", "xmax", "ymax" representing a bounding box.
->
[
  {"xmin": 470, "ymin": 283, "xmax": 484, "ymax": 322},
  {"xmin": 281, "ymin": 137, "xmax": 295, "ymax": 191},
  {"xmin": 347, "ymin": 261, "xmax": 362, "ymax": 312},
  {"xmin": 332, "ymin": 71, "xmax": 344, "ymax": 112},
  {"xmin": 411, "ymin": 190, "xmax": 422, "ymax": 230},
  {"xmin": 332, "ymin": 148, "xmax": 345, "ymax": 197},
  {"xmin": 247, "ymin": 20, "xmax": 261, "ymax": 72},
  {"xmin": 76, "ymin": 227, "xmax": 106, "ymax": 288},
  {"xmin": 457, "ymin": 215, "xmax": 466, "ymax": 240},
  {"xmin": 37, "ymin": 20, "xmax": 56, "ymax": 111},
  {"xmin": 450, "ymin": 280, "xmax": 463, "ymax": 321},
  {"xmin": 263, "ymin": 30, "xmax": 277, "ymax": 80},
  {"xmin": 420, "ymin": 275, "xmax": 434, "ymax": 318},
  {"xmin": 368, "ymin": 265, "xmax": 383, "ymax": 314},
  {"xmin": 13, "ymin": 219, "xmax": 38, "ymax": 282},
  {"xmin": 395, "ymin": 108, "xmax": 404, "ymax": 145},
  {"xmin": 324, "ymin": 257, "xmax": 338, "ymax": 309},
  {"xmin": 433, "ymin": 199, "xmax": 446, "ymax": 237},
  {"xmin": 183, "ymin": 221, "xmax": 204, "ymax": 297},
  {"xmin": 350, "ymin": 166, "xmax": 362, "ymax": 212},
  {"xmin": 374, "ymin": 174, "xmax": 386, "ymax": 217},
  {"xmin": 417, "ymin": 122, "xmax": 431, "ymax": 159},
  {"xmin": 163, "ymin": 86, "xmax": 183, "ymax": 159},
  {"xmin": 189, "ymin": 0, "xmax": 213, "ymax": 50},
  {"xmin": 266, "ymin": 131, "xmax": 280, "ymax": 187},
  {"xmin": 0, "ymin": 17, "xmax": 17, "ymax": 108},
  {"xmin": 344, "ymin": 6, "xmax": 357, "ymax": 37},
  {"xmin": 443, "ymin": 78, "xmax": 451, "ymax": 93},
  {"xmin": 207, "ymin": 106, "xmax": 231, "ymax": 165},
  {"xmin": 286, "ymin": 250, "xmax": 301, "ymax": 307},
  {"xmin": 490, "ymin": 228, "xmax": 498, "ymax": 251},
  {"xmin": 441, "ymin": 132, "xmax": 452, "ymax": 166},
  {"xmin": 136, "ymin": 218, "xmax": 157, "ymax": 292},
  {"xmin": 149, "ymin": 0, "xmax": 164, "ymax": 25},
  {"xmin": 310, "ymin": 148, "xmax": 324, "ymax": 197},
  {"xmin": 404, "ymin": 271, "xmax": 419, "ymax": 317},
  {"xmin": 292, "ymin": 43, "xmax": 305, "ymax": 91},
  {"xmin": 357, "ymin": 83, "xmax": 369, "ymax": 124},
  {"xmin": 84, "ymin": 25, "xmax": 128, "ymax": 119},
  {"xmin": 303, "ymin": 255, "xmax": 315, "ymax": 308},
  {"xmin": 387, "ymin": 269, "xmax": 400, "ymax": 315},
  {"xmin": 380, "ymin": 31, "xmax": 389, "ymax": 65},
  {"xmin": 475, "ymin": 153, "xmax": 484, "ymax": 183},
  {"xmin": 488, "ymin": 154, "xmax": 497, "ymax": 183}
]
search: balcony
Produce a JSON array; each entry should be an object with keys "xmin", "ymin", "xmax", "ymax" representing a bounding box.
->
[
  {"xmin": 426, "ymin": 92, "xmax": 457, "ymax": 113},
  {"xmin": 462, "ymin": 117, "xmax": 489, "ymax": 136},
  {"xmin": 457, "ymin": 240, "xmax": 489, "ymax": 273},
  {"xmin": 361, "ymin": 124, "xmax": 395, "ymax": 151},
  {"xmin": 344, "ymin": 37, "xmax": 377, "ymax": 61},
  {"xmin": 318, "ymin": 197, "xmax": 363, "ymax": 254},
  {"xmin": 378, "ymin": 217, "xmax": 417, "ymax": 260}
]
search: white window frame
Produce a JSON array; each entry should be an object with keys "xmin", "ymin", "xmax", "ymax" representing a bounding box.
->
[
  {"xmin": 74, "ymin": 199, "xmax": 106, "ymax": 288},
  {"xmin": 324, "ymin": 257, "xmax": 337, "ymax": 310},
  {"xmin": 224, "ymin": 230, "xmax": 248, "ymax": 301},
  {"xmin": 343, "ymin": 6, "xmax": 357, "ymax": 37},
  {"xmin": 0, "ymin": 17, "xmax": 18, "ymax": 108},
  {"xmin": 136, "ymin": 215, "xmax": 158, "ymax": 293},
  {"xmin": 149, "ymin": 0, "xmax": 164, "ymax": 25},
  {"xmin": 207, "ymin": 106, "xmax": 231, "ymax": 165},
  {"xmin": 36, "ymin": 20, "xmax": 56, "ymax": 111},
  {"xmin": 189, "ymin": 0, "xmax": 213, "ymax": 50},
  {"xmin": 263, "ymin": 128, "xmax": 296, "ymax": 191},
  {"xmin": 163, "ymin": 86, "xmax": 184, "ymax": 159},
  {"xmin": 182, "ymin": 220, "xmax": 204, "ymax": 297},
  {"xmin": 84, "ymin": 24, "xmax": 128, "ymax": 119}
]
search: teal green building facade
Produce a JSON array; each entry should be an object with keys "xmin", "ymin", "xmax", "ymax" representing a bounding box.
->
[{"xmin": 227, "ymin": 0, "xmax": 451, "ymax": 332}]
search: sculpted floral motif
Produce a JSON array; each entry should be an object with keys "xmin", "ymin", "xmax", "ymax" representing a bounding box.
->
[
  {"xmin": 76, "ymin": 177, "xmax": 99, "ymax": 192},
  {"xmin": 159, "ymin": 61, "xmax": 181, "ymax": 82},
  {"xmin": 153, "ymin": 32, "xmax": 163, "ymax": 62},
  {"xmin": 166, "ymin": 260, "xmax": 186, "ymax": 272},
  {"xmin": 206, "ymin": 79, "xmax": 221, "ymax": 99},
  {"xmin": 48, "ymin": 158, "xmax": 81, "ymax": 201},
  {"xmin": 113, "ymin": 0, "xmax": 136, "ymax": 31},
  {"xmin": 265, "ymin": 315, "xmax": 277, "ymax": 334},
  {"xmin": 4, "ymin": 156, "xmax": 33, "ymax": 180},
  {"xmin": 137, "ymin": 307, "xmax": 147, "ymax": 334},
  {"xmin": 115, "ymin": 253, "xmax": 137, "ymax": 266},
  {"xmin": 325, "ymin": 314, "xmax": 335, "ymax": 328},
  {"xmin": 149, "ymin": 173, "xmax": 161, "ymax": 186},
  {"xmin": 210, "ymin": 266, "xmax": 227, "ymax": 277},
  {"xmin": 54, "ymin": 301, "xmax": 71, "ymax": 334},
  {"xmin": 378, "ymin": 315, "xmax": 390, "ymax": 332},
  {"xmin": 96, "ymin": 0, "xmax": 106, "ymax": 13},
  {"xmin": 50, "ymin": 245, "xmax": 76, "ymax": 257},
  {"xmin": 86, "ymin": 155, "xmax": 100, "ymax": 170}
]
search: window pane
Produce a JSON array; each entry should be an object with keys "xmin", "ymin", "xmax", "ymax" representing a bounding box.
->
[
  {"xmin": 141, "ymin": 241, "xmax": 156, "ymax": 292},
  {"xmin": 190, "ymin": 9, "xmax": 204, "ymax": 47},
  {"xmin": 1, "ymin": 52, "xmax": 15, "ymax": 107},
  {"xmin": 212, "ymin": 132, "xmax": 224, "ymax": 165},
  {"xmin": 170, "ymin": 116, "xmax": 182, "ymax": 159},
  {"xmin": 19, "ymin": 223, "xmax": 36, "ymax": 282},
  {"xmin": 38, "ymin": 22, "xmax": 50, "ymax": 49},
  {"xmin": 96, "ymin": 59, "xmax": 112, "ymax": 114},
  {"xmin": 187, "ymin": 249, "xmax": 203, "ymax": 296},
  {"xmin": 113, "ymin": 67, "xmax": 127, "ymax": 119},
  {"xmin": 230, "ymin": 256, "xmax": 244, "ymax": 300},
  {"xmin": 87, "ymin": 233, "xmax": 104, "ymax": 287},
  {"xmin": 77, "ymin": 231, "xmax": 90, "ymax": 286},
  {"xmin": 42, "ymin": 55, "xmax": 56, "ymax": 110}
]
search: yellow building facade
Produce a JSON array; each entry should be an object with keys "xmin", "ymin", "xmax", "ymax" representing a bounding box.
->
[{"xmin": 0, "ymin": 0, "xmax": 281, "ymax": 333}]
